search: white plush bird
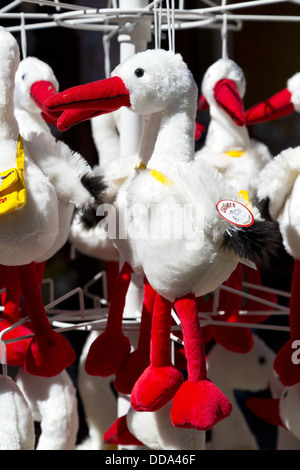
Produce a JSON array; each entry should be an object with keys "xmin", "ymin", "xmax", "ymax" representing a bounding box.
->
[
  {"xmin": 195, "ymin": 58, "xmax": 272, "ymax": 201},
  {"xmin": 0, "ymin": 27, "xmax": 102, "ymax": 378},
  {"xmin": 46, "ymin": 48, "xmax": 279, "ymax": 431}
]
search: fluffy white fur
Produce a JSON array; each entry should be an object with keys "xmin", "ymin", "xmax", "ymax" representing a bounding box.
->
[
  {"xmin": 206, "ymin": 335, "xmax": 275, "ymax": 450},
  {"xmin": 257, "ymin": 146, "xmax": 300, "ymax": 259},
  {"xmin": 126, "ymin": 400, "xmax": 205, "ymax": 450},
  {"xmin": 0, "ymin": 375, "xmax": 35, "ymax": 450},
  {"xmin": 16, "ymin": 368, "xmax": 79, "ymax": 450},
  {"xmin": 195, "ymin": 59, "xmax": 272, "ymax": 200}
]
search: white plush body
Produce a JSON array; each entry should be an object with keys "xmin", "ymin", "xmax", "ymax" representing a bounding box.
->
[
  {"xmin": 206, "ymin": 335, "xmax": 275, "ymax": 450},
  {"xmin": 0, "ymin": 34, "xmax": 62, "ymax": 265},
  {"xmin": 127, "ymin": 400, "xmax": 205, "ymax": 450},
  {"xmin": 127, "ymin": 160, "xmax": 247, "ymax": 301},
  {"xmin": 195, "ymin": 59, "xmax": 272, "ymax": 200},
  {"xmin": 16, "ymin": 367, "xmax": 79, "ymax": 450},
  {"xmin": 0, "ymin": 375, "xmax": 35, "ymax": 450},
  {"xmin": 76, "ymin": 330, "xmax": 117, "ymax": 450},
  {"xmin": 258, "ymin": 146, "xmax": 300, "ymax": 259}
]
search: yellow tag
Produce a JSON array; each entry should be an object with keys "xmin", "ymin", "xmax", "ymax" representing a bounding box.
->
[
  {"xmin": 0, "ymin": 135, "xmax": 26, "ymax": 215},
  {"xmin": 226, "ymin": 150, "xmax": 245, "ymax": 158},
  {"xmin": 238, "ymin": 189, "xmax": 253, "ymax": 209},
  {"xmin": 150, "ymin": 169, "xmax": 174, "ymax": 186}
]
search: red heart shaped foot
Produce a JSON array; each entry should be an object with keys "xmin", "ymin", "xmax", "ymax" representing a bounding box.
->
[
  {"xmin": 1, "ymin": 322, "xmax": 33, "ymax": 367},
  {"xmin": 114, "ymin": 350, "xmax": 150, "ymax": 394},
  {"xmin": 171, "ymin": 379, "xmax": 232, "ymax": 431},
  {"xmin": 274, "ymin": 339, "xmax": 300, "ymax": 386},
  {"xmin": 85, "ymin": 332, "xmax": 131, "ymax": 377},
  {"xmin": 130, "ymin": 365, "xmax": 184, "ymax": 412},
  {"xmin": 24, "ymin": 329, "xmax": 76, "ymax": 377},
  {"xmin": 103, "ymin": 415, "xmax": 143, "ymax": 446}
]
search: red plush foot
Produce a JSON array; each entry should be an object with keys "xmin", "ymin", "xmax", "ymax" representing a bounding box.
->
[
  {"xmin": 130, "ymin": 365, "xmax": 184, "ymax": 412},
  {"xmin": 274, "ymin": 339, "xmax": 300, "ymax": 386},
  {"xmin": 24, "ymin": 330, "xmax": 76, "ymax": 377},
  {"xmin": 212, "ymin": 325, "xmax": 254, "ymax": 353},
  {"xmin": 103, "ymin": 416, "xmax": 143, "ymax": 446},
  {"xmin": 171, "ymin": 379, "xmax": 232, "ymax": 431},
  {"xmin": 85, "ymin": 332, "xmax": 131, "ymax": 377},
  {"xmin": 114, "ymin": 350, "xmax": 150, "ymax": 394},
  {"xmin": 1, "ymin": 322, "xmax": 33, "ymax": 367}
]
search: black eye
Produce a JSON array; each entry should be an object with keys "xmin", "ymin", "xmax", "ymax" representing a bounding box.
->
[
  {"xmin": 135, "ymin": 68, "xmax": 144, "ymax": 78},
  {"xmin": 22, "ymin": 73, "xmax": 26, "ymax": 80},
  {"xmin": 283, "ymin": 390, "xmax": 288, "ymax": 399},
  {"xmin": 258, "ymin": 356, "xmax": 266, "ymax": 365}
]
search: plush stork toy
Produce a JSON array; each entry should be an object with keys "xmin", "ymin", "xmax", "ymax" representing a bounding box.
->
[
  {"xmin": 195, "ymin": 58, "xmax": 277, "ymax": 353},
  {"xmin": 244, "ymin": 76, "xmax": 300, "ymax": 387},
  {"xmin": 0, "ymin": 28, "xmax": 106, "ymax": 378},
  {"xmin": 45, "ymin": 48, "xmax": 280, "ymax": 431}
]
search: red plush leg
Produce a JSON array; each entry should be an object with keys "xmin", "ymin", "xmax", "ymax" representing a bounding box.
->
[
  {"xmin": 85, "ymin": 262, "xmax": 133, "ymax": 376},
  {"xmin": 114, "ymin": 278, "xmax": 156, "ymax": 394},
  {"xmin": 17, "ymin": 262, "xmax": 76, "ymax": 377},
  {"xmin": 0, "ymin": 266, "xmax": 32, "ymax": 367},
  {"xmin": 211, "ymin": 264, "xmax": 254, "ymax": 353},
  {"xmin": 171, "ymin": 293, "xmax": 232, "ymax": 431},
  {"xmin": 242, "ymin": 264, "xmax": 275, "ymax": 323},
  {"xmin": 131, "ymin": 293, "xmax": 184, "ymax": 412},
  {"xmin": 103, "ymin": 415, "xmax": 143, "ymax": 446},
  {"xmin": 274, "ymin": 259, "xmax": 300, "ymax": 386}
]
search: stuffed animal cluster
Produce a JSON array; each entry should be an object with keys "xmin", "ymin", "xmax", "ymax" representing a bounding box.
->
[{"xmin": 0, "ymin": 20, "xmax": 298, "ymax": 450}]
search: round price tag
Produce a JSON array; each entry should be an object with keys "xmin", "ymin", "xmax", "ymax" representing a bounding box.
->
[{"xmin": 216, "ymin": 199, "xmax": 254, "ymax": 227}]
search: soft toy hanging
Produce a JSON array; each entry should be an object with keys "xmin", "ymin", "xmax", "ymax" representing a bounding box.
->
[
  {"xmin": 15, "ymin": 367, "xmax": 79, "ymax": 450},
  {"xmin": 195, "ymin": 58, "xmax": 277, "ymax": 353},
  {"xmin": 0, "ymin": 28, "xmax": 106, "ymax": 378},
  {"xmin": 45, "ymin": 48, "xmax": 280, "ymax": 431},
  {"xmin": 246, "ymin": 83, "xmax": 300, "ymax": 386},
  {"xmin": 0, "ymin": 374, "xmax": 35, "ymax": 450},
  {"xmin": 206, "ymin": 334, "xmax": 275, "ymax": 450}
]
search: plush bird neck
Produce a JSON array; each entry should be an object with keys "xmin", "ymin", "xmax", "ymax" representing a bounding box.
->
[
  {"xmin": 147, "ymin": 106, "xmax": 197, "ymax": 174},
  {"xmin": 206, "ymin": 102, "xmax": 250, "ymax": 153}
]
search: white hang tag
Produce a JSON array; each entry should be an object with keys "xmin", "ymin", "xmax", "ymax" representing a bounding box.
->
[{"xmin": 216, "ymin": 199, "xmax": 254, "ymax": 227}]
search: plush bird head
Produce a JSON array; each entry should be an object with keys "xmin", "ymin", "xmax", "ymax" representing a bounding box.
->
[
  {"xmin": 44, "ymin": 49, "xmax": 198, "ymax": 132},
  {"xmin": 199, "ymin": 58, "xmax": 246, "ymax": 127},
  {"xmin": 14, "ymin": 56, "xmax": 60, "ymax": 126}
]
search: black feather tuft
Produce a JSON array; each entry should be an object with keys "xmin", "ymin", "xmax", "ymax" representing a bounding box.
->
[
  {"xmin": 221, "ymin": 218, "xmax": 282, "ymax": 268},
  {"xmin": 81, "ymin": 173, "xmax": 107, "ymax": 205},
  {"xmin": 251, "ymin": 195, "xmax": 272, "ymax": 221}
]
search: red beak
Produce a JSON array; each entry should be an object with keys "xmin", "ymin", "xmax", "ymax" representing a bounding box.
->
[
  {"xmin": 246, "ymin": 397, "xmax": 285, "ymax": 428},
  {"xmin": 44, "ymin": 76, "xmax": 131, "ymax": 131},
  {"xmin": 213, "ymin": 78, "xmax": 245, "ymax": 127},
  {"xmin": 245, "ymin": 88, "xmax": 294, "ymax": 125},
  {"xmin": 30, "ymin": 80, "xmax": 61, "ymax": 125},
  {"xmin": 198, "ymin": 94, "xmax": 209, "ymax": 111}
]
